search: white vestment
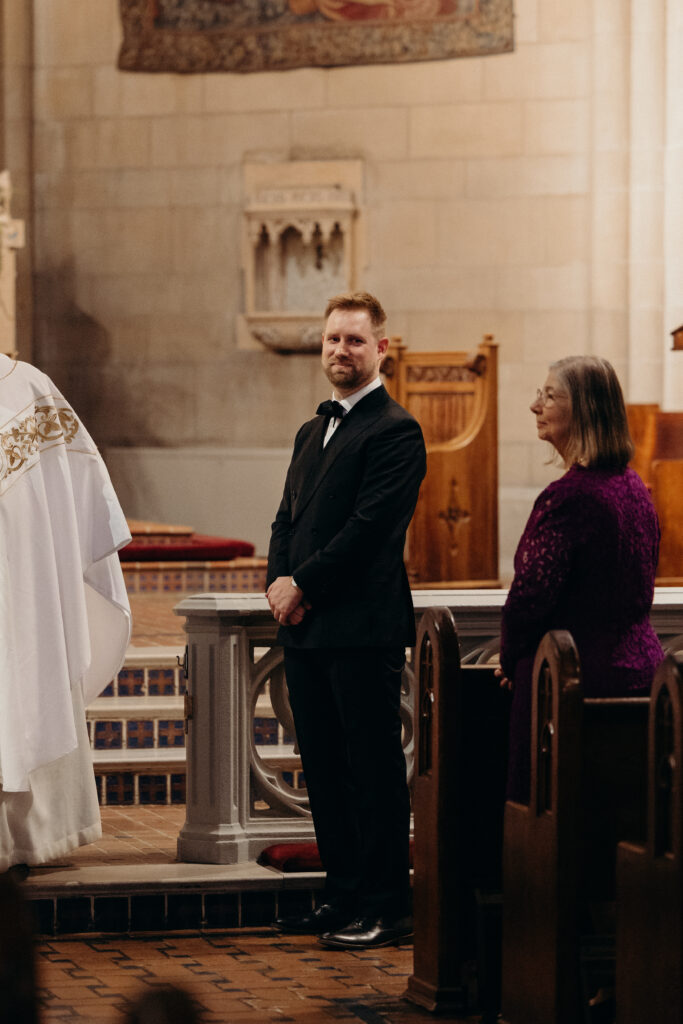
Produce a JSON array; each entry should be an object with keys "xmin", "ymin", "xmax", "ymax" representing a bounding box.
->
[{"xmin": 0, "ymin": 355, "xmax": 131, "ymax": 868}]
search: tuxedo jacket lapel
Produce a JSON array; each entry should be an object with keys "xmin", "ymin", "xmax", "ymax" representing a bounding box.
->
[{"xmin": 291, "ymin": 388, "xmax": 389, "ymax": 522}]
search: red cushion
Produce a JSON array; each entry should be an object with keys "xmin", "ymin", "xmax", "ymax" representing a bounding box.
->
[
  {"xmin": 257, "ymin": 842, "xmax": 322, "ymax": 872},
  {"xmin": 257, "ymin": 840, "xmax": 415, "ymax": 872},
  {"xmin": 119, "ymin": 535, "xmax": 255, "ymax": 562}
]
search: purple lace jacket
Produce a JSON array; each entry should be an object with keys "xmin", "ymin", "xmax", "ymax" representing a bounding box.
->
[
  {"xmin": 501, "ymin": 465, "xmax": 663, "ymax": 695},
  {"xmin": 501, "ymin": 465, "xmax": 663, "ymax": 801}
]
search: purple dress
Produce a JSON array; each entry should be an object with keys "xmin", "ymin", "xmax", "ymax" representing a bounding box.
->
[{"xmin": 501, "ymin": 465, "xmax": 663, "ymax": 802}]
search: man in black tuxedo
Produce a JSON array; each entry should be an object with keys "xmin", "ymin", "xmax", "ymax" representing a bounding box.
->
[{"xmin": 266, "ymin": 291, "xmax": 426, "ymax": 950}]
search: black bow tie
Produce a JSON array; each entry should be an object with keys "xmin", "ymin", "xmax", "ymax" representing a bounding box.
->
[{"xmin": 317, "ymin": 400, "xmax": 346, "ymax": 420}]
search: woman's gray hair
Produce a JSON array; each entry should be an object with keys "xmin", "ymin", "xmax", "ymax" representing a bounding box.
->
[{"xmin": 550, "ymin": 355, "xmax": 634, "ymax": 469}]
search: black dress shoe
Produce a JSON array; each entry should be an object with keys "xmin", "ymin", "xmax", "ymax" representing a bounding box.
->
[
  {"xmin": 272, "ymin": 902, "xmax": 354, "ymax": 935},
  {"xmin": 319, "ymin": 914, "xmax": 413, "ymax": 949}
]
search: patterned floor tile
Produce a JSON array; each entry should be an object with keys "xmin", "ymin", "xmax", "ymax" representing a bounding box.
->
[{"xmin": 35, "ymin": 931, "xmax": 477, "ymax": 1024}]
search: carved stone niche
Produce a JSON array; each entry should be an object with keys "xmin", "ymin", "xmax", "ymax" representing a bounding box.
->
[{"xmin": 238, "ymin": 161, "xmax": 364, "ymax": 354}]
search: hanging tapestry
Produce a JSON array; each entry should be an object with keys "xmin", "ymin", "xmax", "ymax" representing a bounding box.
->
[{"xmin": 118, "ymin": 0, "xmax": 514, "ymax": 74}]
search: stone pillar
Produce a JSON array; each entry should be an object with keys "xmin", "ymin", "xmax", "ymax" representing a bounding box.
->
[
  {"xmin": 177, "ymin": 615, "xmax": 252, "ymax": 864},
  {"xmin": 175, "ymin": 595, "xmax": 318, "ymax": 865}
]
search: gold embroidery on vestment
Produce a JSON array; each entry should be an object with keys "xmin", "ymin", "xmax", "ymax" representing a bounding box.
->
[{"xmin": 0, "ymin": 398, "xmax": 83, "ymax": 490}]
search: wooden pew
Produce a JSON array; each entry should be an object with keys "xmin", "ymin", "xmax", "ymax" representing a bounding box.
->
[
  {"xmin": 406, "ymin": 606, "xmax": 510, "ymax": 1017},
  {"xmin": 616, "ymin": 653, "xmax": 683, "ymax": 1024},
  {"xmin": 501, "ymin": 631, "xmax": 649, "ymax": 1024}
]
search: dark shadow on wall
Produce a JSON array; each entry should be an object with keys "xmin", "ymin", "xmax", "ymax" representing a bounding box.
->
[{"xmin": 33, "ymin": 261, "xmax": 165, "ymax": 448}]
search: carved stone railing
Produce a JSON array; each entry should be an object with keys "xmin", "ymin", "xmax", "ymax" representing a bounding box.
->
[{"xmin": 174, "ymin": 588, "xmax": 683, "ymax": 864}]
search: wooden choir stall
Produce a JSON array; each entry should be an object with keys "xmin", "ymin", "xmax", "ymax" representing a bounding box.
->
[
  {"xmin": 627, "ymin": 404, "xmax": 683, "ymax": 582},
  {"xmin": 384, "ymin": 335, "xmax": 499, "ymax": 588}
]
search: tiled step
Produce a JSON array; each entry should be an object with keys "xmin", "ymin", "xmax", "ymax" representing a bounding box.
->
[
  {"xmin": 98, "ymin": 646, "xmax": 185, "ymax": 698},
  {"xmin": 90, "ymin": 646, "xmax": 187, "ymax": 806},
  {"xmin": 25, "ymin": 806, "xmax": 323, "ymax": 938},
  {"xmin": 122, "ymin": 556, "xmax": 267, "ymax": 595},
  {"xmin": 27, "ymin": 863, "xmax": 323, "ymax": 936},
  {"xmin": 89, "ymin": 696, "xmax": 184, "ymax": 718},
  {"xmin": 93, "ymin": 747, "xmax": 186, "ymax": 766},
  {"xmin": 88, "ymin": 645, "xmax": 300, "ymax": 805}
]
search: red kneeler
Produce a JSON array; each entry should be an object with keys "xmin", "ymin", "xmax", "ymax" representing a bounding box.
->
[{"xmin": 258, "ymin": 841, "xmax": 415, "ymax": 873}]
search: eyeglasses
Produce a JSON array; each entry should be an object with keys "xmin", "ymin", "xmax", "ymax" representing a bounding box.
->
[{"xmin": 534, "ymin": 387, "xmax": 568, "ymax": 406}]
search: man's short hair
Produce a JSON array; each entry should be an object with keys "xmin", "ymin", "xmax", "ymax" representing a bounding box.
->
[{"xmin": 324, "ymin": 292, "xmax": 387, "ymax": 336}]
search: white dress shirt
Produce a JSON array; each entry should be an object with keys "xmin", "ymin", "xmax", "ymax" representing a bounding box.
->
[{"xmin": 323, "ymin": 376, "xmax": 383, "ymax": 447}]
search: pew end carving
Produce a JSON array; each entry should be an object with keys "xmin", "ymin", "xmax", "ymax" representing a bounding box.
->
[
  {"xmin": 616, "ymin": 653, "xmax": 683, "ymax": 1024},
  {"xmin": 501, "ymin": 631, "xmax": 649, "ymax": 1024},
  {"xmin": 384, "ymin": 336, "xmax": 499, "ymax": 588},
  {"xmin": 406, "ymin": 605, "xmax": 510, "ymax": 1017}
]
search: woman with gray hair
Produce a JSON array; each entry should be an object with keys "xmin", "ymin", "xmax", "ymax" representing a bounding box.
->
[{"xmin": 497, "ymin": 355, "xmax": 663, "ymax": 802}]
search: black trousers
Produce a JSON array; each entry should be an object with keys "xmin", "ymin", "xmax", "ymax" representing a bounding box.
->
[{"xmin": 283, "ymin": 646, "xmax": 411, "ymax": 919}]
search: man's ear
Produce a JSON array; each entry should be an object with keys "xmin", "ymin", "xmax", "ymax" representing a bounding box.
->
[{"xmin": 378, "ymin": 336, "xmax": 390, "ymax": 357}]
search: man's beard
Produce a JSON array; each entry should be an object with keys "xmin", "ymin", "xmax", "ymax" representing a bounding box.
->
[{"xmin": 324, "ymin": 361, "xmax": 363, "ymax": 390}]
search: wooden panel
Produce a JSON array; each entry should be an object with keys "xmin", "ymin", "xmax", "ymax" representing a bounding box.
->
[
  {"xmin": 652, "ymin": 460, "xmax": 683, "ymax": 579},
  {"xmin": 404, "ymin": 392, "xmax": 477, "ymax": 446},
  {"xmin": 501, "ymin": 631, "xmax": 649, "ymax": 1024},
  {"xmin": 384, "ymin": 336, "xmax": 498, "ymax": 586},
  {"xmin": 406, "ymin": 606, "xmax": 510, "ymax": 1016},
  {"xmin": 653, "ymin": 412, "xmax": 683, "ymax": 460},
  {"xmin": 616, "ymin": 654, "xmax": 683, "ymax": 1024},
  {"xmin": 626, "ymin": 403, "xmax": 659, "ymax": 486}
]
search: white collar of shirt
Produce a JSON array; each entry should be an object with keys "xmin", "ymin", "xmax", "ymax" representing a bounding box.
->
[{"xmin": 323, "ymin": 376, "xmax": 382, "ymax": 447}]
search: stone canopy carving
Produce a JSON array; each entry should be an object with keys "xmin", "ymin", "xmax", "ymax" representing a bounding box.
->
[{"xmin": 239, "ymin": 162, "xmax": 364, "ymax": 354}]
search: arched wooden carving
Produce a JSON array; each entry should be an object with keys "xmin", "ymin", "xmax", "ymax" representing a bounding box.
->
[{"xmin": 384, "ymin": 335, "xmax": 499, "ymax": 587}]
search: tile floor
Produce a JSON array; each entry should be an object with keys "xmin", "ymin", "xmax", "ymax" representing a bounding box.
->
[
  {"xmin": 29, "ymin": 812, "xmax": 470, "ymax": 1023},
  {"xmin": 37, "ymin": 930, "xmax": 479, "ymax": 1024},
  {"xmin": 36, "ymin": 805, "xmax": 185, "ymax": 870},
  {"xmin": 129, "ymin": 591, "xmax": 190, "ymax": 648},
  {"xmin": 29, "ymin": 814, "xmax": 478, "ymax": 1023}
]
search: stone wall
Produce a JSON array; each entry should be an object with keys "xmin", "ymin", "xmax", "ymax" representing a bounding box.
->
[{"xmin": 26, "ymin": 0, "xmax": 683, "ymax": 569}]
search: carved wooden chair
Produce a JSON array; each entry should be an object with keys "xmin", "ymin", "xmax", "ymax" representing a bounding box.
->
[{"xmin": 384, "ymin": 337, "xmax": 499, "ymax": 587}]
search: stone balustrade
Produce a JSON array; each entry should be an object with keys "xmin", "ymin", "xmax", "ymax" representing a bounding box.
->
[{"xmin": 174, "ymin": 588, "xmax": 683, "ymax": 864}]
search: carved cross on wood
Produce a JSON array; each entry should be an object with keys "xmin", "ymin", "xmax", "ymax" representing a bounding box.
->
[{"xmin": 438, "ymin": 477, "xmax": 471, "ymax": 556}]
